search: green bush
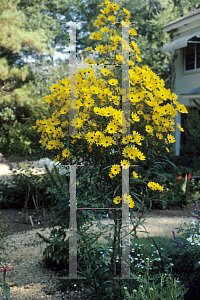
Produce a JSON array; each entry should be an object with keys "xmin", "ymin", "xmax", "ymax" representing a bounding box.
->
[
  {"xmin": 0, "ymin": 162, "xmax": 59, "ymax": 209},
  {"xmin": 0, "ymin": 100, "xmax": 47, "ymax": 155}
]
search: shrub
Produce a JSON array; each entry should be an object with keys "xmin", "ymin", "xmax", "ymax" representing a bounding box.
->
[
  {"xmin": 0, "ymin": 100, "xmax": 47, "ymax": 155},
  {"xmin": 0, "ymin": 162, "xmax": 63, "ymax": 209}
]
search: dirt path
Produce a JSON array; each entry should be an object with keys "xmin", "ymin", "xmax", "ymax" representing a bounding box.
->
[{"xmin": 0, "ymin": 205, "xmax": 196, "ymax": 240}]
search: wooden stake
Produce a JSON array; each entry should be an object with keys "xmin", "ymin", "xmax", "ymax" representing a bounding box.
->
[{"xmin": 29, "ymin": 215, "xmax": 34, "ymax": 227}]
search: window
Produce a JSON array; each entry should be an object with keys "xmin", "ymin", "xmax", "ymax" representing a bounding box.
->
[{"xmin": 185, "ymin": 37, "xmax": 200, "ymax": 71}]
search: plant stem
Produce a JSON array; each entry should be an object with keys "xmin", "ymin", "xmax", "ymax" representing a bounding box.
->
[
  {"xmin": 3, "ymin": 269, "xmax": 6, "ymax": 286},
  {"xmin": 112, "ymin": 210, "xmax": 118, "ymax": 293}
]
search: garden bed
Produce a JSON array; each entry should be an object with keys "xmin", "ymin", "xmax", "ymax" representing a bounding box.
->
[{"xmin": 0, "ymin": 204, "xmax": 197, "ymax": 299}]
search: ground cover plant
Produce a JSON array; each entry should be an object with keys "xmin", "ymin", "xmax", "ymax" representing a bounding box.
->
[{"xmin": 33, "ymin": 0, "xmax": 190, "ymax": 298}]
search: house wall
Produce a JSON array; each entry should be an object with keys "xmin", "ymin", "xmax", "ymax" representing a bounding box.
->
[
  {"xmin": 170, "ymin": 22, "xmax": 200, "ymax": 107},
  {"xmin": 163, "ymin": 12, "xmax": 200, "ymax": 155},
  {"xmin": 173, "ymin": 47, "xmax": 200, "ymax": 107}
]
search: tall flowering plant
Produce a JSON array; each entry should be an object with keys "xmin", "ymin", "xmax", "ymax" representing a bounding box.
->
[
  {"xmin": 35, "ymin": 0, "xmax": 188, "ymax": 291},
  {"xmin": 35, "ymin": 0, "xmax": 187, "ymax": 209}
]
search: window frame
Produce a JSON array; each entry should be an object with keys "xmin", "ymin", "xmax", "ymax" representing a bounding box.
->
[{"xmin": 184, "ymin": 37, "xmax": 200, "ymax": 72}]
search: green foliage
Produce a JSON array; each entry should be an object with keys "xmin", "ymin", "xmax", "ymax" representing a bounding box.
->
[
  {"xmin": 124, "ymin": 259, "xmax": 187, "ymax": 300},
  {"xmin": 0, "ymin": 0, "xmax": 48, "ymax": 102},
  {"xmin": 0, "ymin": 163, "xmax": 55, "ymax": 209},
  {"xmin": 181, "ymin": 108, "xmax": 200, "ymax": 170},
  {"xmin": 0, "ymin": 100, "xmax": 47, "ymax": 155},
  {"xmin": 168, "ymin": 218, "xmax": 200, "ymax": 299}
]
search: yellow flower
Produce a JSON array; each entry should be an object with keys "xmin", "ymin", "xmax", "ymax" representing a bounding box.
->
[
  {"xmin": 101, "ymin": 68, "xmax": 110, "ymax": 76},
  {"xmin": 167, "ymin": 134, "xmax": 176, "ymax": 144},
  {"xmin": 177, "ymin": 123, "xmax": 184, "ymax": 132},
  {"xmin": 62, "ymin": 148, "xmax": 70, "ymax": 158},
  {"xmin": 85, "ymin": 98, "xmax": 95, "ymax": 107},
  {"xmin": 53, "ymin": 127, "xmax": 63, "ymax": 139},
  {"xmin": 61, "ymin": 120, "xmax": 68, "ymax": 128},
  {"xmin": 156, "ymin": 133, "xmax": 163, "ymax": 140},
  {"xmin": 94, "ymin": 107, "xmax": 102, "ymax": 115},
  {"xmin": 108, "ymin": 79, "xmax": 118, "ymax": 86},
  {"xmin": 123, "ymin": 145, "xmax": 138, "ymax": 161},
  {"xmin": 106, "ymin": 122, "xmax": 118, "ymax": 134},
  {"xmin": 113, "ymin": 196, "xmax": 122, "ymax": 204},
  {"xmin": 89, "ymin": 31, "xmax": 103, "ymax": 40},
  {"xmin": 108, "ymin": 15, "xmax": 116, "ymax": 24},
  {"xmin": 136, "ymin": 54, "xmax": 141, "ymax": 62},
  {"xmin": 95, "ymin": 45, "xmax": 105, "ymax": 54},
  {"xmin": 50, "ymin": 83, "xmax": 61, "ymax": 92},
  {"xmin": 90, "ymin": 86, "xmax": 100, "ymax": 94},
  {"xmin": 129, "ymin": 94, "xmax": 141, "ymax": 103},
  {"xmin": 101, "ymin": 26, "xmax": 110, "ymax": 33},
  {"xmin": 95, "ymin": 131, "xmax": 104, "ymax": 140},
  {"xmin": 101, "ymin": 136, "xmax": 115, "ymax": 147},
  {"xmin": 112, "ymin": 95, "xmax": 120, "ymax": 105},
  {"xmin": 101, "ymin": 5, "xmax": 111, "ymax": 15},
  {"xmin": 122, "ymin": 136, "xmax": 130, "ymax": 144},
  {"xmin": 145, "ymin": 125, "xmax": 154, "ymax": 134},
  {"xmin": 122, "ymin": 193, "xmax": 134, "ymax": 208},
  {"xmin": 60, "ymin": 105, "xmax": 69, "ymax": 114},
  {"xmin": 47, "ymin": 140, "xmax": 60, "ymax": 150},
  {"xmin": 101, "ymin": 106, "xmax": 114, "ymax": 117},
  {"xmin": 177, "ymin": 104, "xmax": 188, "ymax": 114},
  {"xmin": 86, "ymin": 132, "xmax": 96, "ymax": 143},
  {"xmin": 137, "ymin": 153, "xmax": 145, "ymax": 161},
  {"xmin": 49, "ymin": 118, "xmax": 60, "ymax": 126},
  {"xmin": 132, "ymin": 171, "xmax": 138, "ymax": 178},
  {"xmin": 109, "ymin": 172, "xmax": 115, "ymax": 178},
  {"xmin": 85, "ymin": 47, "xmax": 93, "ymax": 51},
  {"xmin": 111, "ymin": 165, "xmax": 121, "ymax": 175},
  {"xmin": 111, "ymin": 3, "xmax": 119, "ymax": 11},
  {"xmin": 120, "ymin": 160, "xmax": 130, "ymax": 169},
  {"xmin": 93, "ymin": 19, "xmax": 105, "ymax": 27},
  {"xmin": 123, "ymin": 7, "xmax": 130, "ymax": 18},
  {"xmin": 46, "ymin": 125, "xmax": 55, "ymax": 134},
  {"xmin": 147, "ymin": 182, "xmax": 163, "ymax": 191},
  {"xmin": 129, "ymin": 28, "xmax": 137, "ymax": 35}
]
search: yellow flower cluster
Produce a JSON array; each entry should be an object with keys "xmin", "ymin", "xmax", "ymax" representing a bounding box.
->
[
  {"xmin": 147, "ymin": 182, "xmax": 163, "ymax": 191},
  {"xmin": 35, "ymin": 0, "xmax": 187, "ymax": 208},
  {"xmin": 113, "ymin": 193, "xmax": 134, "ymax": 208}
]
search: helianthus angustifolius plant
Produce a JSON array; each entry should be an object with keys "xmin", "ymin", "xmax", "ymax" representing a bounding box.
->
[{"xmin": 35, "ymin": 0, "xmax": 187, "ymax": 208}]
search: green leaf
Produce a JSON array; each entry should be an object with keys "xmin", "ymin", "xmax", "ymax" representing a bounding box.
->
[{"xmin": 1, "ymin": 284, "xmax": 10, "ymax": 300}]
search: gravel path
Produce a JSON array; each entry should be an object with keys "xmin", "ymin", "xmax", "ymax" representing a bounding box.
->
[{"xmin": 1, "ymin": 227, "xmax": 86, "ymax": 300}]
